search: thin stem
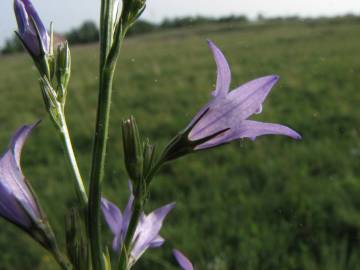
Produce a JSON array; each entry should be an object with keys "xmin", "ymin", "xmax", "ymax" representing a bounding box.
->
[
  {"xmin": 88, "ymin": 1, "xmax": 125, "ymax": 267},
  {"xmin": 100, "ymin": 0, "xmax": 109, "ymax": 69},
  {"xmin": 119, "ymin": 198, "xmax": 142, "ymax": 270},
  {"xmin": 59, "ymin": 111, "xmax": 88, "ymax": 207},
  {"xmin": 52, "ymin": 248, "xmax": 73, "ymax": 270},
  {"xmin": 88, "ymin": 66, "xmax": 115, "ymax": 270}
]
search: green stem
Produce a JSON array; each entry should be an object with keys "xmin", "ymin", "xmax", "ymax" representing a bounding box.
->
[
  {"xmin": 52, "ymin": 248, "xmax": 73, "ymax": 270},
  {"xmin": 88, "ymin": 1, "xmax": 127, "ymax": 268},
  {"xmin": 119, "ymin": 198, "xmax": 142, "ymax": 270},
  {"xmin": 59, "ymin": 111, "xmax": 88, "ymax": 207},
  {"xmin": 88, "ymin": 66, "xmax": 115, "ymax": 270},
  {"xmin": 88, "ymin": 1, "xmax": 113, "ymax": 268}
]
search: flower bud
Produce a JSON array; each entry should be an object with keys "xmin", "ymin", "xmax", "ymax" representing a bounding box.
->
[
  {"xmin": 14, "ymin": 0, "xmax": 50, "ymax": 57},
  {"xmin": 14, "ymin": 0, "xmax": 53, "ymax": 78},
  {"xmin": 56, "ymin": 42, "xmax": 71, "ymax": 102},
  {"xmin": 65, "ymin": 208, "xmax": 90, "ymax": 270},
  {"xmin": 121, "ymin": 0, "xmax": 146, "ymax": 28},
  {"xmin": 39, "ymin": 78, "xmax": 62, "ymax": 128},
  {"xmin": 122, "ymin": 116, "xmax": 143, "ymax": 183}
]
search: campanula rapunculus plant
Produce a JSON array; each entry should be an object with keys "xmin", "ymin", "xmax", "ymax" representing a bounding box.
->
[
  {"xmin": 161, "ymin": 40, "xmax": 301, "ymax": 161},
  {"xmin": 14, "ymin": 0, "xmax": 50, "ymax": 57},
  {"xmin": 5, "ymin": 0, "xmax": 302, "ymax": 269}
]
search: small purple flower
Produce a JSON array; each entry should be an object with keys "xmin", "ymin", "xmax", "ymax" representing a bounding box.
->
[
  {"xmin": 14, "ymin": 0, "xmax": 50, "ymax": 57},
  {"xmin": 101, "ymin": 184, "xmax": 175, "ymax": 267},
  {"xmin": 0, "ymin": 123, "xmax": 42, "ymax": 228},
  {"xmin": 173, "ymin": 249, "xmax": 194, "ymax": 270},
  {"xmin": 162, "ymin": 41, "xmax": 301, "ymax": 160}
]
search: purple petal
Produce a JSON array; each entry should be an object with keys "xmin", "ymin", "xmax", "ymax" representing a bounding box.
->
[
  {"xmin": 0, "ymin": 183, "xmax": 32, "ymax": 228},
  {"xmin": 101, "ymin": 198, "xmax": 123, "ymax": 235},
  {"xmin": 0, "ymin": 123, "xmax": 41, "ymax": 227},
  {"xmin": 235, "ymin": 120, "xmax": 302, "ymax": 140},
  {"xmin": 227, "ymin": 75, "xmax": 279, "ymax": 119},
  {"xmin": 121, "ymin": 182, "xmax": 135, "ymax": 241},
  {"xmin": 112, "ymin": 233, "xmax": 122, "ymax": 252},
  {"xmin": 11, "ymin": 121, "xmax": 40, "ymax": 166},
  {"xmin": 173, "ymin": 249, "xmax": 194, "ymax": 270},
  {"xmin": 103, "ymin": 181, "xmax": 135, "ymax": 252},
  {"xmin": 189, "ymin": 75, "xmax": 279, "ymax": 141},
  {"xmin": 148, "ymin": 235, "xmax": 165, "ymax": 248},
  {"xmin": 208, "ymin": 40, "xmax": 231, "ymax": 97},
  {"xmin": 131, "ymin": 203, "xmax": 175, "ymax": 261},
  {"xmin": 21, "ymin": 0, "xmax": 49, "ymax": 50},
  {"xmin": 14, "ymin": 0, "xmax": 28, "ymax": 34},
  {"xmin": 14, "ymin": 0, "xmax": 49, "ymax": 55},
  {"xmin": 196, "ymin": 120, "xmax": 301, "ymax": 149}
]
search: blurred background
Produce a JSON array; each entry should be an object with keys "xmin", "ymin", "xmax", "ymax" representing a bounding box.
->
[{"xmin": 0, "ymin": 0, "xmax": 360, "ymax": 269}]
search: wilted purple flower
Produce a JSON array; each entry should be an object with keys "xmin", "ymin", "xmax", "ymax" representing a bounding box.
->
[
  {"xmin": 101, "ymin": 184, "xmax": 175, "ymax": 267},
  {"xmin": 0, "ymin": 123, "xmax": 41, "ymax": 228},
  {"xmin": 14, "ymin": 0, "xmax": 50, "ymax": 57},
  {"xmin": 173, "ymin": 249, "xmax": 194, "ymax": 270},
  {"xmin": 162, "ymin": 41, "xmax": 301, "ymax": 160},
  {"xmin": 0, "ymin": 122, "xmax": 57, "ymax": 250}
]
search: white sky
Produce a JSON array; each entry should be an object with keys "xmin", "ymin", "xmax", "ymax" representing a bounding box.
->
[{"xmin": 0, "ymin": 0, "xmax": 359, "ymax": 46}]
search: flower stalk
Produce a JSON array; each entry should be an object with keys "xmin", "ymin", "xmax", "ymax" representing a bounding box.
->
[
  {"xmin": 39, "ymin": 76, "xmax": 88, "ymax": 208},
  {"xmin": 58, "ymin": 111, "xmax": 88, "ymax": 207},
  {"xmin": 88, "ymin": 64, "xmax": 116, "ymax": 270},
  {"xmin": 88, "ymin": 0, "xmax": 127, "ymax": 268}
]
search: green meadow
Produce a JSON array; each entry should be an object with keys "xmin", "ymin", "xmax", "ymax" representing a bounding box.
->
[{"xmin": 0, "ymin": 19, "xmax": 359, "ymax": 269}]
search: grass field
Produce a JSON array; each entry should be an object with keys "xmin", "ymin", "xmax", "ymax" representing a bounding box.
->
[{"xmin": 0, "ymin": 19, "xmax": 360, "ymax": 269}]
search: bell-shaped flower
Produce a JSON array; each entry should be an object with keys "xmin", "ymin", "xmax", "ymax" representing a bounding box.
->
[
  {"xmin": 14, "ymin": 0, "xmax": 50, "ymax": 57},
  {"xmin": 173, "ymin": 249, "xmax": 194, "ymax": 270},
  {"xmin": 162, "ymin": 40, "xmax": 301, "ymax": 161},
  {"xmin": 101, "ymin": 184, "xmax": 175, "ymax": 266},
  {"xmin": 0, "ymin": 122, "xmax": 56, "ymax": 250}
]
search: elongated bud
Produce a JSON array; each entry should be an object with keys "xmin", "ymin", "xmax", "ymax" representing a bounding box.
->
[
  {"xmin": 14, "ymin": 0, "xmax": 50, "ymax": 57},
  {"xmin": 65, "ymin": 208, "xmax": 90, "ymax": 270},
  {"xmin": 56, "ymin": 42, "xmax": 71, "ymax": 103},
  {"xmin": 39, "ymin": 78, "xmax": 61, "ymax": 128},
  {"xmin": 122, "ymin": 116, "xmax": 143, "ymax": 183},
  {"xmin": 121, "ymin": 0, "xmax": 146, "ymax": 28},
  {"xmin": 14, "ymin": 0, "xmax": 54, "ymax": 79}
]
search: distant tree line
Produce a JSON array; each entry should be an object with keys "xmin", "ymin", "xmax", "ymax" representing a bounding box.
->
[{"xmin": 2, "ymin": 14, "xmax": 359, "ymax": 55}]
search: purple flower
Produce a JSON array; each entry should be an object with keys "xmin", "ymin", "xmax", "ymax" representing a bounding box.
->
[
  {"xmin": 14, "ymin": 0, "xmax": 50, "ymax": 57},
  {"xmin": 173, "ymin": 249, "xmax": 194, "ymax": 270},
  {"xmin": 162, "ymin": 41, "xmax": 301, "ymax": 160},
  {"xmin": 190, "ymin": 40, "xmax": 301, "ymax": 148},
  {"xmin": 0, "ymin": 123, "xmax": 41, "ymax": 228},
  {"xmin": 101, "ymin": 184, "xmax": 175, "ymax": 267}
]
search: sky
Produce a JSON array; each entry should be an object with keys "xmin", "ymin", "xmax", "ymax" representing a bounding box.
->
[{"xmin": 0, "ymin": 0, "xmax": 359, "ymax": 47}]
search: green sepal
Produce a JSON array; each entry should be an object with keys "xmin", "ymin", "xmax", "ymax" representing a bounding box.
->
[
  {"xmin": 142, "ymin": 138, "xmax": 156, "ymax": 181},
  {"xmin": 39, "ymin": 77, "xmax": 62, "ymax": 129},
  {"xmin": 159, "ymin": 108, "xmax": 230, "ymax": 162},
  {"xmin": 56, "ymin": 41, "xmax": 71, "ymax": 104},
  {"xmin": 122, "ymin": 116, "xmax": 144, "ymax": 185},
  {"xmin": 102, "ymin": 248, "xmax": 111, "ymax": 270}
]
